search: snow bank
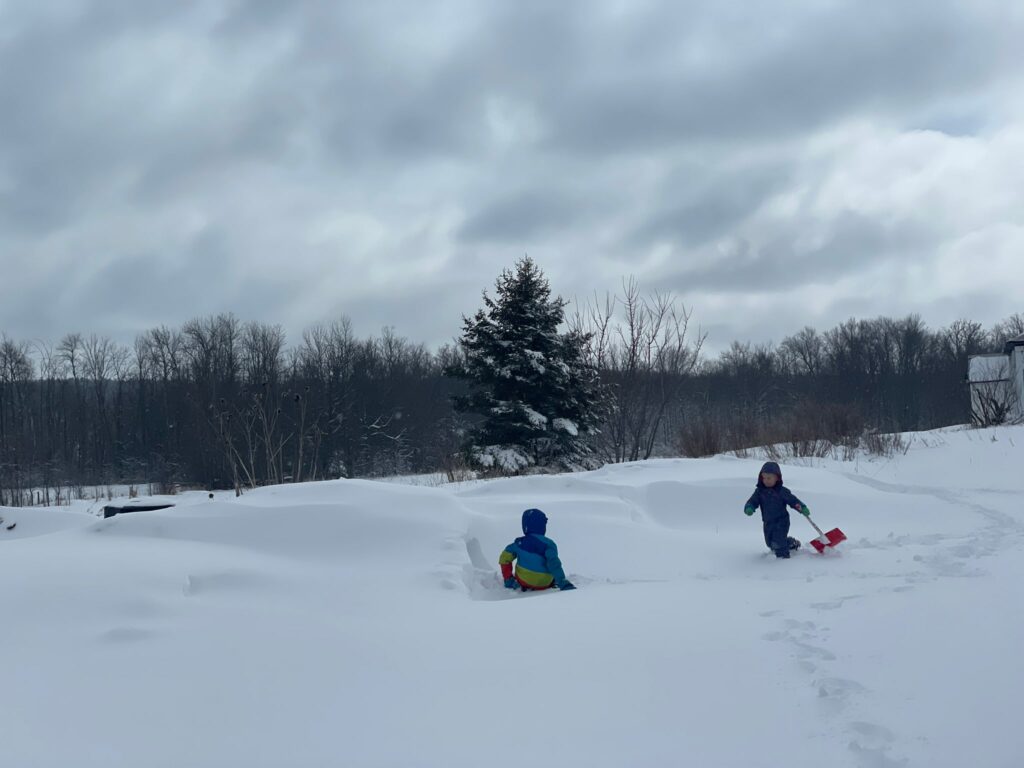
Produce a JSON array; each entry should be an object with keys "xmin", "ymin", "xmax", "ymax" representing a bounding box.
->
[
  {"xmin": 1, "ymin": 425, "xmax": 1022, "ymax": 767},
  {"xmin": 0, "ymin": 503, "xmax": 96, "ymax": 539}
]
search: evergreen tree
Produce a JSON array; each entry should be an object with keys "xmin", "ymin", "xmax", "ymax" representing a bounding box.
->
[{"xmin": 446, "ymin": 257, "xmax": 605, "ymax": 474}]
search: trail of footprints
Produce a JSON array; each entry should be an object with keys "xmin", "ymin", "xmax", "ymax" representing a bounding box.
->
[
  {"xmin": 770, "ymin": 476, "xmax": 1023, "ymax": 765},
  {"xmin": 760, "ymin": 612, "xmax": 907, "ymax": 767}
]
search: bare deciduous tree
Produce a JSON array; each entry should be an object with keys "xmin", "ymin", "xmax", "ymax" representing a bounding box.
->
[
  {"xmin": 990, "ymin": 313, "xmax": 1024, "ymax": 345},
  {"xmin": 573, "ymin": 278, "xmax": 704, "ymax": 462},
  {"xmin": 970, "ymin": 360, "xmax": 1020, "ymax": 427}
]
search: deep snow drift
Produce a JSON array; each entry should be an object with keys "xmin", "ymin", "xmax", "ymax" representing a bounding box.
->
[{"xmin": 1, "ymin": 425, "xmax": 1022, "ymax": 768}]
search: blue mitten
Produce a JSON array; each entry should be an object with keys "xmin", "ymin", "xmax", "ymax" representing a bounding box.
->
[{"xmin": 503, "ymin": 577, "xmax": 518, "ymax": 589}]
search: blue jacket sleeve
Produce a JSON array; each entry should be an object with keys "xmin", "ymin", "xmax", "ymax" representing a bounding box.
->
[
  {"xmin": 544, "ymin": 541, "xmax": 568, "ymax": 586},
  {"xmin": 745, "ymin": 489, "xmax": 760, "ymax": 511},
  {"xmin": 782, "ymin": 488, "xmax": 804, "ymax": 510}
]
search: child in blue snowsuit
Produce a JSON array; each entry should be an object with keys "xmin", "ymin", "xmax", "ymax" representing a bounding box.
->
[
  {"xmin": 744, "ymin": 461, "xmax": 810, "ymax": 559},
  {"xmin": 499, "ymin": 509, "xmax": 576, "ymax": 591}
]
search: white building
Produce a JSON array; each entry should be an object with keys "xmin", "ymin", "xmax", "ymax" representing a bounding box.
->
[{"xmin": 968, "ymin": 334, "xmax": 1024, "ymax": 425}]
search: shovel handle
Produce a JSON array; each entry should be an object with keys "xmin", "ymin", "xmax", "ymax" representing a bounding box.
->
[{"xmin": 804, "ymin": 515, "xmax": 825, "ymax": 537}]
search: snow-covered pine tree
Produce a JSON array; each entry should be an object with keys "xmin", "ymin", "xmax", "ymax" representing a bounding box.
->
[{"xmin": 446, "ymin": 257, "xmax": 605, "ymax": 474}]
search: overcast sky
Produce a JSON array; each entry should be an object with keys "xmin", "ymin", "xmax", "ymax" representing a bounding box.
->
[{"xmin": 1, "ymin": 0, "xmax": 1022, "ymax": 354}]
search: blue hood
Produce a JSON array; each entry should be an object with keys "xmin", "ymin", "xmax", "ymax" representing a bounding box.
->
[
  {"xmin": 521, "ymin": 508, "xmax": 548, "ymax": 535},
  {"xmin": 757, "ymin": 461, "xmax": 783, "ymax": 487}
]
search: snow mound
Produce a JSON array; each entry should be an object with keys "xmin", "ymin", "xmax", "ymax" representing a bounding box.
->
[
  {"xmin": 0, "ymin": 425, "xmax": 1021, "ymax": 767},
  {"xmin": 0, "ymin": 504, "xmax": 96, "ymax": 540}
]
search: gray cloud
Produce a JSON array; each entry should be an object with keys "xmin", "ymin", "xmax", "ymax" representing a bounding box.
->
[
  {"xmin": 1, "ymin": 0, "xmax": 1023, "ymax": 353},
  {"xmin": 660, "ymin": 212, "xmax": 937, "ymax": 293},
  {"xmin": 629, "ymin": 162, "xmax": 792, "ymax": 249},
  {"xmin": 459, "ymin": 189, "xmax": 585, "ymax": 243}
]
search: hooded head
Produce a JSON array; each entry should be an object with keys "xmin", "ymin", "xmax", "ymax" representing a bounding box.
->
[
  {"xmin": 522, "ymin": 508, "xmax": 548, "ymax": 535},
  {"xmin": 757, "ymin": 461, "xmax": 783, "ymax": 488}
]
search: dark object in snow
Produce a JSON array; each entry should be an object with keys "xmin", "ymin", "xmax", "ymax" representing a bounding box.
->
[
  {"xmin": 5, "ymin": 522, "xmax": 14, "ymax": 531},
  {"xmin": 102, "ymin": 502, "xmax": 175, "ymax": 519},
  {"xmin": 746, "ymin": 462, "xmax": 808, "ymax": 557}
]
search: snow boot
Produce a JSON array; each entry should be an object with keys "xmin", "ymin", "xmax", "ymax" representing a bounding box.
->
[
  {"xmin": 787, "ymin": 537, "xmax": 801, "ymax": 551},
  {"xmin": 774, "ymin": 549, "xmax": 790, "ymax": 559}
]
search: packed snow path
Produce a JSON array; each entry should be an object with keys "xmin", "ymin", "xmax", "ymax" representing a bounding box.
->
[{"xmin": 1, "ymin": 426, "xmax": 1022, "ymax": 767}]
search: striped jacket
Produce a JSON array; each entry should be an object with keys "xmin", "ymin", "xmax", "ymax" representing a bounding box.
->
[{"xmin": 499, "ymin": 533, "xmax": 568, "ymax": 590}]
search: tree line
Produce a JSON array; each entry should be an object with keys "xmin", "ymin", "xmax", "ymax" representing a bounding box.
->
[
  {"xmin": 0, "ymin": 317, "xmax": 458, "ymax": 504},
  {"xmin": 676, "ymin": 314, "xmax": 1024, "ymax": 458},
  {"xmin": 0, "ymin": 258, "xmax": 1020, "ymax": 504}
]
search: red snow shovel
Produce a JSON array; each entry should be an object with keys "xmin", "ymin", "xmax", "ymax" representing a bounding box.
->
[{"xmin": 805, "ymin": 515, "xmax": 846, "ymax": 553}]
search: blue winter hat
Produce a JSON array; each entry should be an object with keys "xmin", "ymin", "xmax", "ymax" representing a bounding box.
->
[{"xmin": 522, "ymin": 508, "xmax": 548, "ymax": 535}]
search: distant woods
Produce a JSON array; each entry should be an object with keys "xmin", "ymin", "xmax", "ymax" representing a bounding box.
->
[
  {"xmin": 0, "ymin": 272, "xmax": 1021, "ymax": 503},
  {"xmin": 676, "ymin": 314, "xmax": 1023, "ymax": 459},
  {"xmin": 0, "ymin": 317, "xmax": 456, "ymax": 504}
]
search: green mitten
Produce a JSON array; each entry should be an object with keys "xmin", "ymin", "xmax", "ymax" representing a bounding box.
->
[{"xmin": 744, "ymin": 505, "xmax": 756, "ymax": 516}]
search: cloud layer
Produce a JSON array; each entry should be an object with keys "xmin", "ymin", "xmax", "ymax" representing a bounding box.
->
[{"xmin": 1, "ymin": 0, "xmax": 1022, "ymax": 350}]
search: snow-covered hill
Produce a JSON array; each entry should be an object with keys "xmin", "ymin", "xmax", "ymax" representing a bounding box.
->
[{"xmin": 1, "ymin": 425, "xmax": 1022, "ymax": 768}]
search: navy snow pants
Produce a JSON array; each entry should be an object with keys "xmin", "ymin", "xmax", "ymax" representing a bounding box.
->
[{"xmin": 763, "ymin": 515, "xmax": 791, "ymax": 557}]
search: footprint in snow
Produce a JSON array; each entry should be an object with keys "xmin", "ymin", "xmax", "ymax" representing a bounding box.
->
[
  {"xmin": 814, "ymin": 676, "xmax": 868, "ymax": 715},
  {"xmin": 794, "ymin": 641, "xmax": 836, "ymax": 662},
  {"xmin": 849, "ymin": 721, "xmax": 896, "ymax": 745},
  {"xmin": 99, "ymin": 627, "xmax": 158, "ymax": 644},
  {"xmin": 811, "ymin": 594, "xmax": 863, "ymax": 611},
  {"xmin": 784, "ymin": 618, "xmax": 816, "ymax": 630},
  {"xmin": 847, "ymin": 722, "xmax": 907, "ymax": 768}
]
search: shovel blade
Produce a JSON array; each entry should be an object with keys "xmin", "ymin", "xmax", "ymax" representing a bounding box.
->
[{"xmin": 809, "ymin": 527, "xmax": 846, "ymax": 553}]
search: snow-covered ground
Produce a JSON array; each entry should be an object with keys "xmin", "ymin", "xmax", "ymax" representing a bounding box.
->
[{"xmin": 1, "ymin": 425, "xmax": 1022, "ymax": 768}]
